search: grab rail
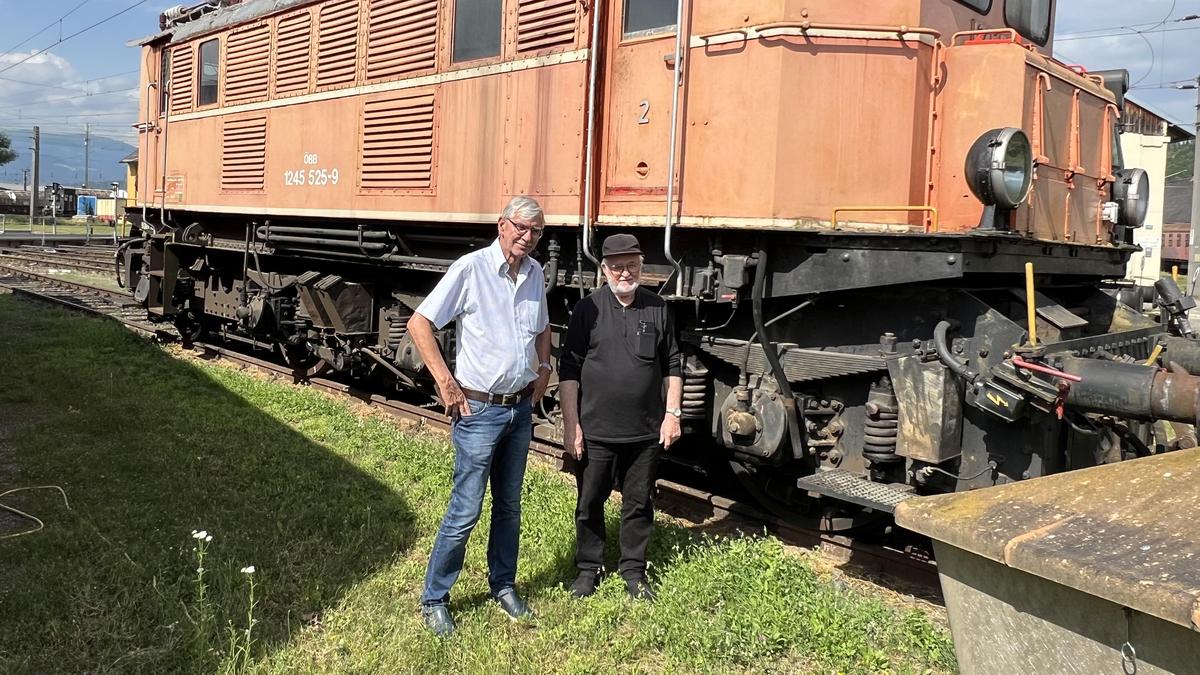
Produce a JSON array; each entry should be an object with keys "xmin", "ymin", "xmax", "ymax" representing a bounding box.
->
[{"xmin": 832, "ymin": 206, "xmax": 940, "ymax": 233}]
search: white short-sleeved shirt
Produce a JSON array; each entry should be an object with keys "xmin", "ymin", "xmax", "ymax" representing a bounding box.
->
[{"xmin": 416, "ymin": 239, "xmax": 549, "ymax": 394}]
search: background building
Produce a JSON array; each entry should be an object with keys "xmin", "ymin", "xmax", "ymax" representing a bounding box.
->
[{"xmin": 1119, "ymin": 98, "xmax": 1193, "ymax": 286}]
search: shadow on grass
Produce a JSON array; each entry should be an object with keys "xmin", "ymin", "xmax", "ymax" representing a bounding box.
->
[{"xmin": 0, "ymin": 295, "xmax": 414, "ymax": 673}]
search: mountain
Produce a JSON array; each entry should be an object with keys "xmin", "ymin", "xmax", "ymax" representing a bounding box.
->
[{"xmin": 0, "ymin": 129, "xmax": 135, "ymax": 190}]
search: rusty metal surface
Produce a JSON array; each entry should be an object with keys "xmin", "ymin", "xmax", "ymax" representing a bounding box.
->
[
  {"xmin": 896, "ymin": 448, "xmax": 1200, "ymax": 633},
  {"xmin": 935, "ymin": 544, "xmax": 1200, "ymax": 675},
  {"xmin": 891, "ymin": 356, "xmax": 963, "ymax": 464}
]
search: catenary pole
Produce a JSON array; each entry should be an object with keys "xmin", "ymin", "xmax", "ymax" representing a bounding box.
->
[
  {"xmin": 29, "ymin": 126, "xmax": 39, "ymax": 224},
  {"xmin": 1190, "ymin": 76, "xmax": 1200, "ymax": 291},
  {"xmin": 83, "ymin": 123, "xmax": 90, "ymax": 188}
]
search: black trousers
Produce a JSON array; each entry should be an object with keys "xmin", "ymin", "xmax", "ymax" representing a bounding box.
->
[{"xmin": 574, "ymin": 437, "xmax": 661, "ymax": 578}]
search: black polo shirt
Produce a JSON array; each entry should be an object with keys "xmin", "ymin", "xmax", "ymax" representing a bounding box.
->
[{"xmin": 559, "ymin": 287, "xmax": 683, "ymax": 443}]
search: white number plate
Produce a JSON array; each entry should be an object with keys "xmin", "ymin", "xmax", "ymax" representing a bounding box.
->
[{"xmin": 282, "ymin": 153, "xmax": 339, "ymax": 188}]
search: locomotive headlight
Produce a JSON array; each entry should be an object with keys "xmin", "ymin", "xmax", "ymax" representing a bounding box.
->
[
  {"xmin": 1111, "ymin": 168, "xmax": 1149, "ymax": 228},
  {"xmin": 965, "ymin": 127, "xmax": 1034, "ymax": 209}
]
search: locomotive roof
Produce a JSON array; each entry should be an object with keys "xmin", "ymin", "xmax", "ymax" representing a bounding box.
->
[{"xmin": 131, "ymin": 0, "xmax": 312, "ymax": 46}]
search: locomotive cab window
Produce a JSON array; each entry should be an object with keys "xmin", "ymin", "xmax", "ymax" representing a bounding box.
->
[
  {"xmin": 198, "ymin": 38, "xmax": 219, "ymax": 106},
  {"xmin": 623, "ymin": 0, "xmax": 677, "ymax": 37},
  {"xmin": 953, "ymin": 0, "xmax": 992, "ymax": 13},
  {"xmin": 452, "ymin": 0, "xmax": 502, "ymax": 63},
  {"xmin": 158, "ymin": 49, "xmax": 170, "ymax": 115},
  {"xmin": 1006, "ymin": 0, "xmax": 1053, "ymax": 45}
]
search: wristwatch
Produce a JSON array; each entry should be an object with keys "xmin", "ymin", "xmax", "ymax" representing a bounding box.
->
[
  {"xmin": 539, "ymin": 361, "xmax": 553, "ymax": 372},
  {"xmin": 666, "ymin": 407, "xmax": 683, "ymax": 418}
]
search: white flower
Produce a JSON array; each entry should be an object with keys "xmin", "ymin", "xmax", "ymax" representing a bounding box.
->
[
  {"xmin": 196, "ymin": 567, "xmax": 205, "ymax": 574},
  {"xmin": 241, "ymin": 565, "xmax": 256, "ymax": 575},
  {"xmin": 191, "ymin": 529, "xmax": 198, "ymax": 536},
  {"xmin": 205, "ymin": 535, "xmax": 212, "ymax": 542},
  {"xmin": 192, "ymin": 530, "xmax": 208, "ymax": 540}
]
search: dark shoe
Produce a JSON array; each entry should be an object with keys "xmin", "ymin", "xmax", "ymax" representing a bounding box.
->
[
  {"xmin": 569, "ymin": 569, "xmax": 601, "ymax": 599},
  {"xmin": 422, "ymin": 604, "xmax": 456, "ymax": 637},
  {"xmin": 494, "ymin": 588, "xmax": 534, "ymax": 621},
  {"xmin": 625, "ymin": 575, "xmax": 657, "ymax": 602}
]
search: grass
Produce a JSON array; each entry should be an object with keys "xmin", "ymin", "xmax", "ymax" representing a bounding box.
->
[
  {"xmin": 36, "ymin": 268, "xmax": 127, "ymax": 293},
  {"xmin": 0, "ymin": 214, "xmax": 128, "ymax": 238},
  {"xmin": 0, "ymin": 294, "xmax": 956, "ymax": 674}
]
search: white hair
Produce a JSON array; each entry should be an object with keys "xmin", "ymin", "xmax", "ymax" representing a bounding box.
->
[{"xmin": 501, "ymin": 196, "xmax": 545, "ymax": 224}]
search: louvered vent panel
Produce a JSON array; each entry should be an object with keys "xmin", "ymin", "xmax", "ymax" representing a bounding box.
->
[
  {"xmin": 516, "ymin": 0, "xmax": 577, "ymax": 53},
  {"xmin": 316, "ymin": 0, "xmax": 360, "ymax": 88},
  {"xmin": 361, "ymin": 92, "xmax": 435, "ymax": 189},
  {"xmin": 169, "ymin": 45, "xmax": 194, "ymax": 114},
  {"xmin": 366, "ymin": 0, "xmax": 438, "ymax": 80},
  {"xmin": 274, "ymin": 11, "xmax": 311, "ymax": 96},
  {"xmin": 222, "ymin": 117, "xmax": 267, "ymax": 191},
  {"xmin": 226, "ymin": 24, "xmax": 270, "ymax": 103}
]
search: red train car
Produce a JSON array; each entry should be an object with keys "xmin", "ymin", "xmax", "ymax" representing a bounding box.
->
[{"xmin": 1162, "ymin": 223, "xmax": 1190, "ymax": 269}]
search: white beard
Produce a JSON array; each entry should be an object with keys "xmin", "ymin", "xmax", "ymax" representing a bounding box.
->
[{"xmin": 610, "ymin": 280, "xmax": 639, "ymax": 295}]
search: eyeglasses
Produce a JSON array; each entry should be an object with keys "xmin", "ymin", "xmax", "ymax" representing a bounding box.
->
[
  {"xmin": 505, "ymin": 218, "xmax": 544, "ymax": 238},
  {"xmin": 603, "ymin": 261, "xmax": 642, "ymax": 276}
]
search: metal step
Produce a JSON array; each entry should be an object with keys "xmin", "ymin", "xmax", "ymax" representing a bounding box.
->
[{"xmin": 796, "ymin": 469, "xmax": 915, "ymax": 513}]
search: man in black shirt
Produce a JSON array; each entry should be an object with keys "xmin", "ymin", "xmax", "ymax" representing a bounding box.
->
[{"xmin": 558, "ymin": 233, "xmax": 683, "ymax": 601}]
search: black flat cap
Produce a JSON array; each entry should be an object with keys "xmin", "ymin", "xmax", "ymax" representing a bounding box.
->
[{"xmin": 601, "ymin": 233, "xmax": 642, "ymax": 257}]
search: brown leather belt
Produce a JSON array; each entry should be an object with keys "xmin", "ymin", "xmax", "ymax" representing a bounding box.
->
[{"xmin": 461, "ymin": 384, "xmax": 534, "ymax": 406}]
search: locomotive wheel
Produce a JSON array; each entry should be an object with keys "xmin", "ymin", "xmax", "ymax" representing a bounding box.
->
[
  {"xmin": 174, "ymin": 310, "xmax": 205, "ymax": 345},
  {"xmin": 728, "ymin": 460, "xmax": 882, "ymax": 532},
  {"xmin": 276, "ymin": 342, "xmax": 330, "ymax": 379}
]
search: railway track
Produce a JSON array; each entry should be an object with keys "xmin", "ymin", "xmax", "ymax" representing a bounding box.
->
[
  {"xmin": 0, "ymin": 245, "xmax": 119, "ymax": 275},
  {"xmin": 0, "ymin": 262, "xmax": 940, "ymax": 592}
]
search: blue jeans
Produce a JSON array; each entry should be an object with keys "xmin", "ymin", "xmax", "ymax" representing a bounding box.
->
[{"xmin": 421, "ymin": 397, "xmax": 532, "ymax": 607}]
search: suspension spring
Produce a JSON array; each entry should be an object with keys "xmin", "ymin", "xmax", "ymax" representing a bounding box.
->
[
  {"xmin": 385, "ymin": 305, "xmax": 412, "ymax": 353},
  {"xmin": 862, "ymin": 376, "xmax": 901, "ymax": 464},
  {"xmin": 681, "ymin": 360, "xmax": 709, "ymax": 420}
]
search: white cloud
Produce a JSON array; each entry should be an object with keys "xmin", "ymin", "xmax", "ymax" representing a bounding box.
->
[{"xmin": 0, "ymin": 49, "xmax": 138, "ymax": 143}]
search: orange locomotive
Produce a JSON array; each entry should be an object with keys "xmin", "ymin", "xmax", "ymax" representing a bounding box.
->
[{"xmin": 127, "ymin": 0, "xmax": 1193, "ymax": 525}]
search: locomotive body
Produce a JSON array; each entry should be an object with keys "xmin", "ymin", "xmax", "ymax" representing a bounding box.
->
[{"xmin": 126, "ymin": 0, "xmax": 1194, "ymax": 526}]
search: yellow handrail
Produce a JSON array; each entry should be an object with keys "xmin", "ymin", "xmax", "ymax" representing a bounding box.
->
[
  {"xmin": 1025, "ymin": 262, "xmax": 1038, "ymax": 347},
  {"xmin": 831, "ymin": 205, "xmax": 939, "ymax": 232},
  {"xmin": 1145, "ymin": 344, "xmax": 1164, "ymax": 367}
]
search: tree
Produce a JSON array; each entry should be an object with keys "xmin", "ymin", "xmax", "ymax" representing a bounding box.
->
[
  {"xmin": 0, "ymin": 131, "xmax": 15, "ymax": 167},
  {"xmin": 1167, "ymin": 140, "xmax": 1194, "ymax": 180}
]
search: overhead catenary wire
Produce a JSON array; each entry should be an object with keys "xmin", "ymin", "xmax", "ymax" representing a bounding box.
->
[
  {"xmin": 0, "ymin": 87, "xmax": 137, "ymax": 113},
  {"xmin": 1055, "ymin": 8, "xmax": 1198, "ymax": 40},
  {"xmin": 1055, "ymin": 23, "xmax": 1200, "ymax": 42},
  {"xmin": 0, "ymin": 0, "xmax": 150, "ymax": 77},
  {"xmin": 0, "ymin": 69, "xmax": 140, "ymax": 95},
  {"xmin": 1132, "ymin": 78, "xmax": 1200, "ymax": 90},
  {"xmin": 0, "ymin": 111, "xmax": 139, "ymax": 123},
  {"xmin": 0, "ymin": 0, "xmax": 95, "ymax": 56},
  {"xmin": 1134, "ymin": 0, "xmax": 1174, "ymax": 86}
]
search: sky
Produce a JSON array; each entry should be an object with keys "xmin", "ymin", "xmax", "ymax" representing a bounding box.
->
[{"xmin": 0, "ymin": 0, "xmax": 1194, "ymax": 146}]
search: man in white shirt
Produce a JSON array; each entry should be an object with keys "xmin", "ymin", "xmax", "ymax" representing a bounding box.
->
[{"xmin": 408, "ymin": 196, "xmax": 552, "ymax": 637}]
